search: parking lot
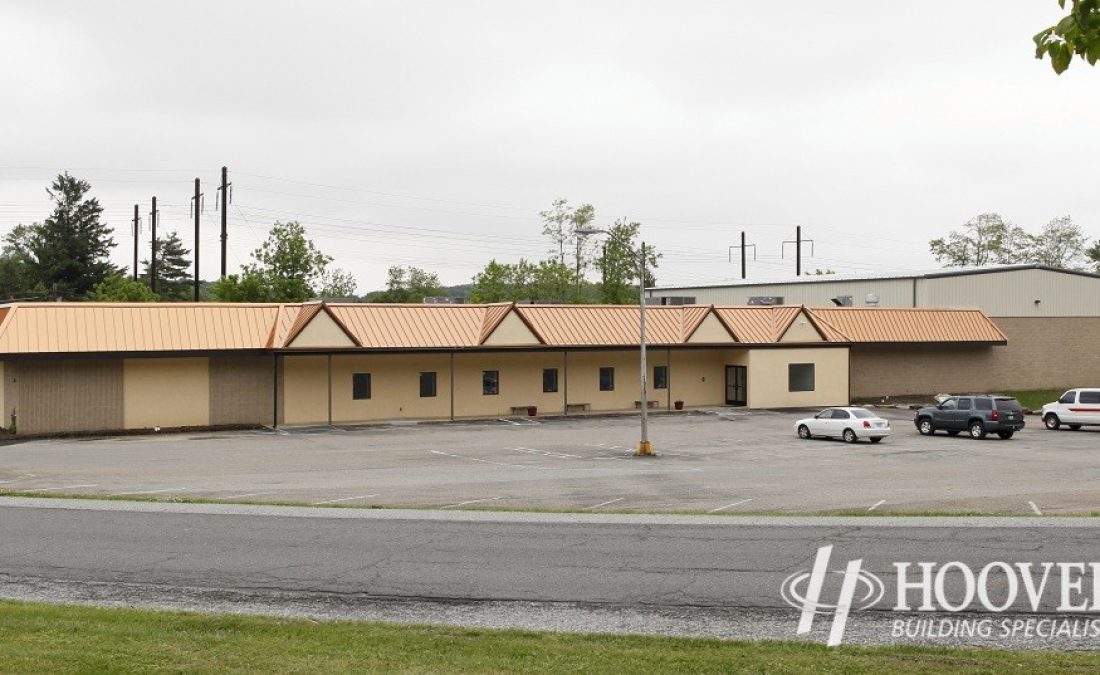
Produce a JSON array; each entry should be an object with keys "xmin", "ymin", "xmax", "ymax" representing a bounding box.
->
[{"xmin": 1, "ymin": 408, "xmax": 1098, "ymax": 514}]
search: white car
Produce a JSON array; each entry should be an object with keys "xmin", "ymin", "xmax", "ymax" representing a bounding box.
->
[
  {"xmin": 795, "ymin": 407, "xmax": 892, "ymax": 444},
  {"xmin": 1041, "ymin": 389, "xmax": 1100, "ymax": 431}
]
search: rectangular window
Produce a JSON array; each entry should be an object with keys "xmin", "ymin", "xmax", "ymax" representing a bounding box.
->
[
  {"xmin": 959, "ymin": 398, "xmax": 972, "ymax": 411},
  {"xmin": 1081, "ymin": 391, "xmax": 1100, "ymax": 404},
  {"xmin": 653, "ymin": 365, "xmax": 668, "ymax": 389},
  {"xmin": 788, "ymin": 363, "xmax": 815, "ymax": 392},
  {"xmin": 599, "ymin": 367, "xmax": 615, "ymax": 391},
  {"xmin": 482, "ymin": 370, "xmax": 499, "ymax": 396},
  {"xmin": 542, "ymin": 368, "xmax": 558, "ymax": 393},
  {"xmin": 974, "ymin": 397, "xmax": 992, "ymax": 411},
  {"xmin": 352, "ymin": 373, "xmax": 371, "ymax": 400},
  {"xmin": 419, "ymin": 371, "xmax": 437, "ymax": 398}
]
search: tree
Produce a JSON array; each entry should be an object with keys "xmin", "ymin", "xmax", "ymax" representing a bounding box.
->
[
  {"xmin": 15, "ymin": 173, "xmax": 118, "ymax": 299},
  {"xmin": 1087, "ymin": 241, "xmax": 1100, "ymax": 272},
  {"xmin": 87, "ymin": 274, "xmax": 159, "ymax": 302},
  {"xmin": 320, "ymin": 268, "xmax": 358, "ymax": 298},
  {"xmin": 595, "ymin": 219, "xmax": 660, "ymax": 304},
  {"xmin": 368, "ymin": 266, "xmax": 444, "ymax": 303},
  {"xmin": 0, "ymin": 225, "xmax": 39, "ymax": 300},
  {"xmin": 1035, "ymin": 0, "xmax": 1100, "ymax": 74},
  {"xmin": 141, "ymin": 231, "xmax": 192, "ymax": 300},
  {"xmin": 928, "ymin": 213, "xmax": 1025, "ymax": 267},
  {"xmin": 1021, "ymin": 216, "xmax": 1090, "ymax": 269},
  {"xmin": 811, "ymin": 269, "xmax": 836, "ymax": 275},
  {"xmin": 208, "ymin": 220, "xmax": 353, "ymax": 302}
]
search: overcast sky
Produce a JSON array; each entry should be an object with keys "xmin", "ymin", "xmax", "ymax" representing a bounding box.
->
[{"xmin": 1, "ymin": 1, "xmax": 1097, "ymax": 292}]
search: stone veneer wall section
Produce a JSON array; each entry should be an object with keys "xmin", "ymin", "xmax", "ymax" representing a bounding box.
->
[
  {"xmin": 9, "ymin": 359, "xmax": 124, "ymax": 434},
  {"xmin": 209, "ymin": 355, "xmax": 276, "ymax": 427}
]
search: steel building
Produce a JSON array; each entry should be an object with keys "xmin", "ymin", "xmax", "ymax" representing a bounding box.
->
[
  {"xmin": 650, "ymin": 265, "xmax": 1100, "ymax": 397},
  {"xmin": 0, "ymin": 301, "xmax": 1004, "ymax": 436}
]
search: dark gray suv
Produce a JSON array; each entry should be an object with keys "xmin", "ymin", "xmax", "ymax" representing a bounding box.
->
[{"xmin": 914, "ymin": 395, "xmax": 1025, "ymax": 439}]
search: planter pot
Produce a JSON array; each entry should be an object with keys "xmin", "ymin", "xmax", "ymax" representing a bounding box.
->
[
  {"xmin": 527, "ymin": 406, "xmax": 538, "ymax": 417},
  {"xmin": 674, "ymin": 401, "xmax": 684, "ymax": 411}
]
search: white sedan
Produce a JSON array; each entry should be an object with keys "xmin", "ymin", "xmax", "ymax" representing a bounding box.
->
[{"xmin": 794, "ymin": 407, "xmax": 892, "ymax": 444}]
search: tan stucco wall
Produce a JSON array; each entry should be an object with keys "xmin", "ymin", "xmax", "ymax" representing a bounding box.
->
[
  {"xmin": 452, "ymin": 352, "xmax": 566, "ymax": 417},
  {"xmin": 687, "ymin": 314, "xmax": 735, "ymax": 343},
  {"xmin": 281, "ymin": 355, "xmax": 330, "ymax": 425},
  {"xmin": 328, "ymin": 353, "xmax": 453, "ymax": 423},
  {"xmin": 563, "ymin": 350, "xmax": 672, "ymax": 412},
  {"xmin": 779, "ymin": 313, "xmax": 824, "ymax": 342},
  {"xmin": 288, "ymin": 311, "xmax": 355, "ymax": 348},
  {"xmin": 482, "ymin": 313, "xmax": 540, "ymax": 346},
  {"xmin": 123, "ymin": 358, "xmax": 210, "ymax": 429},
  {"xmin": 747, "ymin": 347, "xmax": 849, "ymax": 408},
  {"xmin": 210, "ymin": 355, "xmax": 274, "ymax": 427},
  {"xmin": 665, "ymin": 349, "xmax": 730, "ymax": 407}
]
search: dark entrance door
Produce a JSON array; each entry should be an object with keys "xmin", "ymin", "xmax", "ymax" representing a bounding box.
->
[{"xmin": 725, "ymin": 365, "xmax": 747, "ymax": 406}]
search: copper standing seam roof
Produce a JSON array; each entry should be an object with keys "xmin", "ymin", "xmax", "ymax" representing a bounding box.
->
[
  {"xmin": 0, "ymin": 302, "xmax": 1007, "ymax": 355},
  {"xmin": 808, "ymin": 307, "xmax": 1008, "ymax": 343}
]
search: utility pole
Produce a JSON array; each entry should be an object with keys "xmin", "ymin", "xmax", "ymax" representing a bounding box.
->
[
  {"xmin": 781, "ymin": 227, "xmax": 815, "ymax": 277},
  {"xmin": 727, "ymin": 232, "xmax": 756, "ymax": 280},
  {"xmin": 796, "ymin": 225, "xmax": 802, "ymax": 276},
  {"xmin": 131, "ymin": 205, "xmax": 140, "ymax": 281},
  {"xmin": 217, "ymin": 165, "xmax": 230, "ymax": 279},
  {"xmin": 192, "ymin": 178, "xmax": 203, "ymax": 301},
  {"xmin": 150, "ymin": 197, "xmax": 158, "ymax": 294}
]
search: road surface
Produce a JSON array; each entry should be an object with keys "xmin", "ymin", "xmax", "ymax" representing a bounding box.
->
[{"xmin": 2, "ymin": 497, "xmax": 1099, "ymax": 649}]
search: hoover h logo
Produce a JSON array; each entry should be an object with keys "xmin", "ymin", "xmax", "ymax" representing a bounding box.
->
[{"xmin": 781, "ymin": 545, "xmax": 885, "ymax": 646}]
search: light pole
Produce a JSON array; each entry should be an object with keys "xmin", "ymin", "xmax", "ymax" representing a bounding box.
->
[{"xmin": 576, "ymin": 228, "xmax": 654, "ymax": 456}]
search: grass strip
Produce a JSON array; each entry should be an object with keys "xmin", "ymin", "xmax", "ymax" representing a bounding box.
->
[{"xmin": 2, "ymin": 600, "xmax": 1100, "ymax": 674}]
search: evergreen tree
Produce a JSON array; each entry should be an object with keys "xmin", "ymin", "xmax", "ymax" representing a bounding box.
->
[
  {"xmin": 141, "ymin": 231, "xmax": 193, "ymax": 300},
  {"xmin": 25, "ymin": 173, "xmax": 117, "ymax": 299}
]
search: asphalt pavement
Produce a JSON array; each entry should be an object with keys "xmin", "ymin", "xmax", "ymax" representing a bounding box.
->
[{"xmin": 2, "ymin": 497, "xmax": 1099, "ymax": 650}]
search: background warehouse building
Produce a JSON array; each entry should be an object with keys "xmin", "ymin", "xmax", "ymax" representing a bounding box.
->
[
  {"xmin": 650, "ymin": 264, "xmax": 1100, "ymax": 398},
  {"xmin": 0, "ymin": 302, "xmax": 1005, "ymax": 436}
]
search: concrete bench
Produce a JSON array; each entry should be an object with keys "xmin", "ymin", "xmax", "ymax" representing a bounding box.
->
[
  {"xmin": 634, "ymin": 400, "xmax": 660, "ymax": 409},
  {"xmin": 565, "ymin": 403, "xmax": 591, "ymax": 413},
  {"xmin": 510, "ymin": 405, "xmax": 538, "ymax": 416}
]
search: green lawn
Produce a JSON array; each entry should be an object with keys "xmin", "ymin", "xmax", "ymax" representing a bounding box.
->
[
  {"xmin": 2, "ymin": 601, "xmax": 1100, "ymax": 674},
  {"xmin": 1005, "ymin": 389, "xmax": 1064, "ymax": 410}
]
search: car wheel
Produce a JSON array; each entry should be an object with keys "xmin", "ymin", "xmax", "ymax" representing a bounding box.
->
[
  {"xmin": 996, "ymin": 430, "xmax": 1014, "ymax": 439},
  {"xmin": 969, "ymin": 421, "xmax": 987, "ymax": 439},
  {"xmin": 797, "ymin": 424, "xmax": 811, "ymax": 439},
  {"xmin": 1044, "ymin": 414, "xmax": 1061, "ymax": 430},
  {"xmin": 842, "ymin": 428, "xmax": 857, "ymax": 443},
  {"xmin": 1069, "ymin": 424, "xmax": 1082, "ymax": 431},
  {"xmin": 946, "ymin": 430, "xmax": 960, "ymax": 436},
  {"xmin": 917, "ymin": 418, "xmax": 934, "ymax": 435},
  {"xmin": 869, "ymin": 437, "xmax": 883, "ymax": 444}
]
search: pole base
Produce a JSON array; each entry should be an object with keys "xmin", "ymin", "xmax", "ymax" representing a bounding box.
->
[{"xmin": 635, "ymin": 441, "xmax": 655, "ymax": 456}]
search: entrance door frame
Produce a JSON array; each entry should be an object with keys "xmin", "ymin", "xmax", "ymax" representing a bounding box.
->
[{"xmin": 725, "ymin": 364, "xmax": 747, "ymax": 406}]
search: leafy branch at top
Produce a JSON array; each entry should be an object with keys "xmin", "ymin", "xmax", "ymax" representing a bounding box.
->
[{"xmin": 1035, "ymin": 0, "xmax": 1100, "ymax": 74}]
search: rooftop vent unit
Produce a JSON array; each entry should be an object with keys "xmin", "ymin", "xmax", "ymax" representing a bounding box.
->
[
  {"xmin": 747, "ymin": 296, "xmax": 783, "ymax": 306},
  {"xmin": 648, "ymin": 296, "xmax": 696, "ymax": 306},
  {"xmin": 422, "ymin": 296, "xmax": 465, "ymax": 304},
  {"xmin": 865, "ymin": 293, "xmax": 880, "ymax": 306},
  {"xmin": 831, "ymin": 295, "xmax": 853, "ymax": 307}
]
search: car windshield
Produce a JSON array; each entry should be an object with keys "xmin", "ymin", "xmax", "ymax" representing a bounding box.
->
[
  {"xmin": 850, "ymin": 409, "xmax": 875, "ymax": 419},
  {"xmin": 994, "ymin": 398, "xmax": 1022, "ymax": 411}
]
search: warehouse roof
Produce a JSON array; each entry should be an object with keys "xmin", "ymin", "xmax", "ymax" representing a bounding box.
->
[
  {"xmin": 0, "ymin": 301, "xmax": 1007, "ymax": 355},
  {"xmin": 651, "ymin": 264, "xmax": 1100, "ymax": 291}
]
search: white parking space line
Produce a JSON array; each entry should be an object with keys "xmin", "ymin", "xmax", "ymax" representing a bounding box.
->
[
  {"xmin": 708, "ymin": 498, "xmax": 752, "ymax": 513},
  {"xmin": 217, "ymin": 492, "xmax": 275, "ymax": 500},
  {"xmin": 30, "ymin": 484, "xmax": 98, "ymax": 491},
  {"xmin": 0, "ymin": 474, "xmax": 37, "ymax": 484},
  {"xmin": 584, "ymin": 498, "xmax": 624, "ymax": 510},
  {"xmin": 1029, "ymin": 501, "xmax": 1042, "ymax": 516},
  {"xmin": 312, "ymin": 493, "xmax": 379, "ymax": 505},
  {"xmin": 868, "ymin": 499, "xmax": 886, "ymax": 512},
  {"xmin": 441, "ymin": 496, "xmax": 501, "ymax": 509},
  {"xmin": 108, "ymin": 488, "xmax": 188, "ymax": 496}
]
